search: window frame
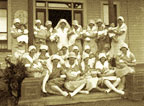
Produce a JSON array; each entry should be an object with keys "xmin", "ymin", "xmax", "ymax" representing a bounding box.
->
[
  {"xmin": 0, "ymin": 3, "xmax": 8, "ymax": 41},
  {"xmin": 100, "ymin": 1, "xmax": 120, "ymax": 26},
  {"xmin": 35, "ymin": 0, "xmax": 84, "ymax": 26},
  {"xmin": 0, "ymin": 0, "xmax": 8, "ymax": 50}
]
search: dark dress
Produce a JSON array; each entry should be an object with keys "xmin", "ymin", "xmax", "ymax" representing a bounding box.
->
[{"xmin": 46, "ymin": 66, "xmax": 65, "ymax": 95}]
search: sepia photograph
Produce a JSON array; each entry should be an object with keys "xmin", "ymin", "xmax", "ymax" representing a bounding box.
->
[{"xmin": 0, "ymin": 0, "xmax": 144, "ymax": 106}]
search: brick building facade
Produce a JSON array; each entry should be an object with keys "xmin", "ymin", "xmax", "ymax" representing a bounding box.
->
[{"xmin": 1, "ymin": 0, "xmax": 144, "ymax": 63}]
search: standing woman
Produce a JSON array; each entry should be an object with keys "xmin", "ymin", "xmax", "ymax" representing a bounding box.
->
[
  {"xmin": 34, "ymin": 20, "xmax": 46, "ymax": 50},
  {"xmin": 44, "ymin": 20, "xmax": 56, "ymax": 55},
  {"xmin": 96, "ymin": 19, "xmax": 107, "ymax": 52},
  {"xmin": 19, "ymin": 24, "xmax": 29, "ymax": 52},
  {"xmin": 68, "ymin": 20, "xmax": 83, "ymax": 53},
  {"xmin": 54, "ymin": 19, "xmax": 71, "ymax": 50},
  {"xmin": 110, "ymin": 16, "xmax": 127, "ymax": 57},
  {"xmin": 11, "ymin": 18, "xmax": 22, "ymax": 56},
  {"xmin": 83, "ymin": 19, "xmax": 98, "ymax": 54}
]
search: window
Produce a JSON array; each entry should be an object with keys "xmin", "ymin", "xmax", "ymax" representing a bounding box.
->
[
  {"xmin": 74, "ymin": 11, "xmax": 83, "ymax": 26},
  {"xmin": 101, "ymin": 2, "xmax": 119, "ymax": 26},
  {"xmin": 36, "ymin": 9, "xmax": 46, "ymax": 25},
  {"xmin": 36, "ymin": 0, "xmax": 83, "ymax": 26},
  {"xmin": 73, "ymin": 3, "xmax": 83, "ymax": 9},
  {"xmin": 0, "ymin": 0, "xmax": 7, "ymax": 40},
  {"xmin": 0, "ymin": 0, "xmax": 7, "ymax": 50},
  {"xmin": 103, "ymin": 4, "xmax": 109, "ymax": 25}
]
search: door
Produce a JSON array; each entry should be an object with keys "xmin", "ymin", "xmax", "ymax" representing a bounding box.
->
[{"xmin": 48, "ymin": 10, "xmax": 72, "ymax": 28}]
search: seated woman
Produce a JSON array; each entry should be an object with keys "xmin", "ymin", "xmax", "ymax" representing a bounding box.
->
[
  {"xmin": 88, "ymin": 52, "xmax": 96, "ymax": 69},
  {"xmin": 14, "ymin": 34, "xmax": 28, "ymax": 61},
  {"xmin": 95, "ymin": 53, "xmax": 124, "ymax": 95},
  {"xmin": 23, "ymin": 45, "xmax": 42, "ymax": 77},
  {"xmin": 82, "ymin": 45, "xmax": 91, "ymax": 57},
  {"xmin": 102, "ymin": 43, "xmax": 116, "ymax": 68},
  {"xmin": 72, "ymin": 45, "xmax": 81, "ymax": 65},
  {"xmin": 57, "ymin": 45, "xmax": 69, "ymax": 63},
  {"xmin": 42, "ymin": 54, "xmax": 68, "ymax": 96},
  {"xmin": 81, "ymin": 53, "xmax": 99, "ymax": 92},
  {"xmin": 64, "ymin": 52, "xmax": 87, "ymax": 97},
  {"xmin": 115, "ymin": 43, "xmax": 136, "ymax": 90},
  {"xmin": 35, "ymin": 45, "xmax": 50, "ymax": 78}
]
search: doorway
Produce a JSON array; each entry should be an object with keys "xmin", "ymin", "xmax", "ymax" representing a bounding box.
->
[{"xmin": 48, "ymin": 10, "xmax": 72, "ymax": 28}]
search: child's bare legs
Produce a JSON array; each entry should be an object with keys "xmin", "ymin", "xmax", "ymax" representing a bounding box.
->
[
  {"xmin": 106, "ymin": 78, "xmax": 121, "ymax": 93},
  {"xmin": 51, "ymin": 85, "xmax": 68, "ymax": 96},
  {"xmin": 117, "ymin": 76, "xmax": 125, "ymax": 90},
  {"xmin": 42, "ymin": 71, "xmax": 49, "ymax": 93},
  {"xmin": 69, "ymin": 83, "xmax": 86, "ymax": 97},
  {"xmin": 104, "ymin": 80, "xmax": 124, "ymax": 95}
]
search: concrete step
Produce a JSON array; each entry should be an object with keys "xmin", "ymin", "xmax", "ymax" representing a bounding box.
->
[{"xmin": 18, "ymin": 92, "xmax": 121, "ymax": 106}]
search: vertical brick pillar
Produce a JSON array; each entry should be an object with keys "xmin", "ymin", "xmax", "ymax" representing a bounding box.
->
[{"xmin": 28, "ymin": 0, "xmax": 34, "ymax": 46}]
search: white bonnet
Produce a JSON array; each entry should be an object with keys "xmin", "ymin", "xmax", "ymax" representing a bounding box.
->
[
  {"xmin": 29, "ymin": 45, "xmax": 36, "ymax": 52},
  {"xmin": 40, "ymin": 45, "xmax": 48, "ymax": 51}
]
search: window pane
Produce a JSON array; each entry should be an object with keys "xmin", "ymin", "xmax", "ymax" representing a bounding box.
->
[
  {"xmin": 36, "ymin": 2, "xmax": 46, "ymax": 7},
  {"xmin": 0, "ymin": 9, "xmax": 7, "ymax": 32},
  {"xmin": 37, "ymin": 11, "xmax": 45, "ymax": 25},
  {"xmin": 103, "ymin": 4, "xmax": 109, "ymax": 25},
  {"xmin": 48, "ymin": 2, "xmax": 72, "ymax": 8},
  {"xmin": 73, "ymin": 3, "xmax": 83, "ymax": 9},
  {"xmin": 74, "ymin": 11, "xmax": 83, "ymax": 26},
  {"xmin": 0, "ymin": 40, "xmax": 7, "ymax": 49},
  {"xmin": 0, "ymin": 33, "xmax": 7, "ymax": 40}
]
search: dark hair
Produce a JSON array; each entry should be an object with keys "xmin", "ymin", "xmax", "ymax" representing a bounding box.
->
[
  {"xmin": 20, "ymin": 24, "xmax": 27, "ymax": 29},
  {"xmin": 39, "ymin": 49, "xmax": 48, "ymax": 52},
  {"xmin": 120, "ymin": 47, "xmax": 128, "ymax": 51}
]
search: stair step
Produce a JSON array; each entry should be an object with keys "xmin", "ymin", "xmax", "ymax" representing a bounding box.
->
[{"xmin": 19, "ymin": 92, "xmax": 121, "ymax": 106}]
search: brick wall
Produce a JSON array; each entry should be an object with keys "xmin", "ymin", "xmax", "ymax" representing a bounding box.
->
[
  {"xmin": 126, "ymin": 0, "xmax": 144, "ymax": 63},
  {"xmin": 11, "ymin": 0, "xmax": 28, "ymax": 24},
  {"xmin": 87, "ymin": 0, "xmax": 144, "ymax": 63},
  {"xmin": 87, "ymin": 0, "xmax": 101, "ymax": 22}
]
